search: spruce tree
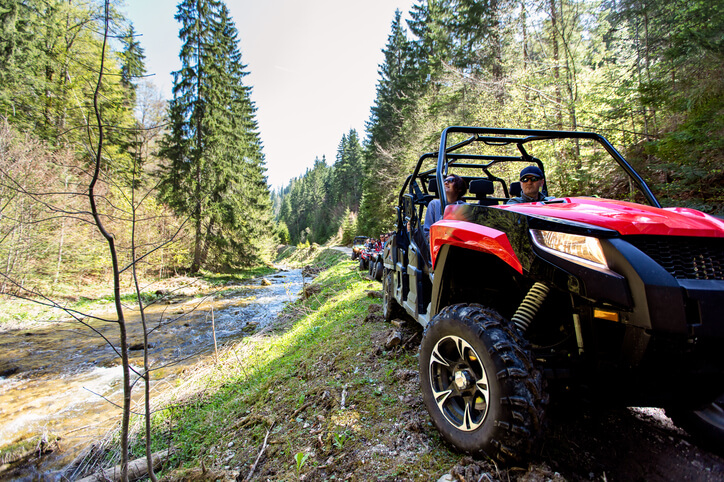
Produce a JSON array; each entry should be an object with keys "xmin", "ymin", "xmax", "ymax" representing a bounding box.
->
[
  {"xmin": 359, "ymin": 10, "xmax": 418, "ymax": 236},
  {"xmin": 330, "ymin": 129, "xmax": 364, "ymax": 213},
  {"xmin": 119, "ymin": 24, "xmax": 146, "ymax": 103},
  {"xmin": 159, "ymin": 0, "xmax": 272, "ymax": 271}
]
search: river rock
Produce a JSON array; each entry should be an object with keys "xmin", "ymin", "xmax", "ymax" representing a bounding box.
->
[
  {"xmin": 261, "ymin": 278, "xmax": 272, "ymax": 286},
  {"xmin": 0, "ymin": 366, "xmax": 19, "ymax": 377},
  {"xmin": 129, "ymin": 342, "xmax": 157, "ymax": 351},
  {"xmin": 384, "ymin": 330, "xmax": 402, "ymax": 349},
  {"xmin": 242, "ymin": 321, "xmax": 259, "ymax": 334}
]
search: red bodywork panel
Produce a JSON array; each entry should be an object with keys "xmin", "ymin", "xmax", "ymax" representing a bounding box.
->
[
  {"xmin": 429, "ymin": 219, "xmax": 523, "ymax": 273},
  {"xmin": 427, "ymin": 197, "xmax": 724, "ymax": 271},
  {"xmin": 500, "ymin": 197, "xmax": 724, "ymax": 237}
]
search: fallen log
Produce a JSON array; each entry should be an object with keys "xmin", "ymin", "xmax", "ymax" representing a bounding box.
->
[{"xmin": 76, "ymin": 449, "xmax": 174, "ymax": 482}]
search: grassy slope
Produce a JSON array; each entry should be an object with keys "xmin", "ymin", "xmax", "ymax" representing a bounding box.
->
[{"xmin": 126, "ymin": 247, "xmax": 460, "ymax": 480}]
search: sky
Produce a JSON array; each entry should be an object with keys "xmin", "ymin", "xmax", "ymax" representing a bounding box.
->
[{"xmin": 123, "ymin": 0, "xmax": 416, "ymax": 190}]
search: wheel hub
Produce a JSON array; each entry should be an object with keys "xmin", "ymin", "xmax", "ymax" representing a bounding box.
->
[{"xmin": 453, "ymin": 369, "xmax": 473, "ymax": 390}]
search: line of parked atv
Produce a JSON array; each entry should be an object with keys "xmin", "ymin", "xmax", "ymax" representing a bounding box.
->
[{"xmin": 351, "ymin": 235, "xmax": 387, "ymax": 281}]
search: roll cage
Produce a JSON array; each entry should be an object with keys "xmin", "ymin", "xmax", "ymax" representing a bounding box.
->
[{"xmin": 396, "ymin": 126, "xmax": 661, "ymax": 230}]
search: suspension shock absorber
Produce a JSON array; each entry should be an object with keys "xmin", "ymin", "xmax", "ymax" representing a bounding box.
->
[{"xmin": 511, "ymin": 282, "xmax": 550, "ymax": 334}]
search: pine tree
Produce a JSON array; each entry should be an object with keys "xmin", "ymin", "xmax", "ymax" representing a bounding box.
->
[
  {"xmin": 359, "ymin": 10, "xmax": 418, "ymax": 236},
  {"xmin": 330, "ymin": 129, "xmax": 364, "ymax": 213},
  {"xmin": 117, "ymin": 23, "xmax": 148, "ymax": 188},
  {"xmin": 367, "ymin": 10, "xmax": 419, "ymax": 146},
  {"xmin": 159, "ymin": 0, "xmax": 272, "ymax": 271},
  {"xmin": 119, "ymin": 24, "xmax": 146, "ymax": 103}
]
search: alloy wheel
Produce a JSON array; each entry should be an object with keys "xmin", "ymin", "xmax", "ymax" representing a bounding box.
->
[{"xmin": 428, "ymin": 335, "xmax": 489, "ymax": 431}]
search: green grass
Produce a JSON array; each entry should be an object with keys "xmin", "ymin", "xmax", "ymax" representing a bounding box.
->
[{"xmin": 124, "ymin": 248, "xmax": 460, "ymax": 480}]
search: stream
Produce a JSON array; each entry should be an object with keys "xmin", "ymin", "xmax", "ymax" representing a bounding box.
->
[{"xmin": 0, "ymin": 268, "xmax": 304, "ymax": 480}]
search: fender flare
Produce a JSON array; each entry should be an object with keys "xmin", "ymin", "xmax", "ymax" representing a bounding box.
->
[{"xmin": 429, "ymin": 219, "xmax": 523, "ymax": 274}]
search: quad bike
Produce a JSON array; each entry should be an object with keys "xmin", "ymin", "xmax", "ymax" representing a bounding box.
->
[{"xmin": 351, "ymin": 236, "xmax": 368, "ymax": 261}]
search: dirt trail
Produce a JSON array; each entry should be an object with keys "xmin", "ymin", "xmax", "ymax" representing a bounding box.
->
[{"xmin": 330, "ymin": 245, "xmax": 353, "ymax": 256}]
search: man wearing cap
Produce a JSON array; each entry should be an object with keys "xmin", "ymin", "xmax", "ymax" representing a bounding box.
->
[{"xmin": 507, "ymin": 166, "xmax": 554, "ymax": 204}]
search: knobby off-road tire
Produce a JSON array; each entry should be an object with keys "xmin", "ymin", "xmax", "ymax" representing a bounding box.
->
[
  {"xmin": 419, "ymin": 304, "xmax": 547, "ymax": 463},
  {"xmin": 383, "ymin": 270, "xmax": 403, "ymax": 322},
  {"xmin": 359, "ymin": 257, "xmax": 366, "ymax": 271},
  {"xmin": 374, "ymin": 261, "xmax": 383, "ymax": 281}
]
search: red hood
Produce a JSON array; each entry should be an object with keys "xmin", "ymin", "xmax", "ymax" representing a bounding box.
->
[{"xmin": 498, "ymin": 197, "xmax": 724, "ymax": 237}]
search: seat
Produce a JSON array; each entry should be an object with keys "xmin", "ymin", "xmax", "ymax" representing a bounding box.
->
[
  {"xmin": 510, "ymin": 181, "xmax": 522, "ymax": 197},
  {"xmin": 412, "ymin": 226, "xmax": 431, "ymax": 267},
  {"xmin": 469, "ymin": 179, "xmax": 497, "ymax": 206}
]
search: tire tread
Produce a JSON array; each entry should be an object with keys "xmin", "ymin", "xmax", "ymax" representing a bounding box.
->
[{"xmin": 420, "ymin": 303, "xmax": 547, "ymax": 463}]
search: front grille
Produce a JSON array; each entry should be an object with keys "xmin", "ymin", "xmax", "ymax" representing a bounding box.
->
[{"xmin": 625, "ymin": 236, "xmax": 724, "ymax": 280}]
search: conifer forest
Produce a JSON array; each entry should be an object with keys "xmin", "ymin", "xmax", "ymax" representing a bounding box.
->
[{"xmin": 1, "ymin": 0, "xmax": 723, "ymax": 290}]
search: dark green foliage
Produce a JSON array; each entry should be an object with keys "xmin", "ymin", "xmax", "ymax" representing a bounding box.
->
[
  {"xmin": 330, "ymin": 130, "xmax": 364, "ymax": 213},
  {"xmin": 358, "ymin": 10, "xmax": 421, "ymax": 237},
  {"xmin": 119, "ymin": 25, "xmax": 145, "ymax": 95},
  {"xmin": 276, "ymin": 157, "xmax": 331, "ymax": 245},
  {"xmin": 275, "ymin": 129, "xmax": 366, "ymax": 245},
  {"xmin": 0, "ymin": 0, "xmax": 47, "ymax": 129},
  {"xmin": 367, "ymin": 10, "xmax": 420, "ymax": 147},
  {"xmin": 159, "ymin": 0, "xmax": 273, "ymax": 270}
]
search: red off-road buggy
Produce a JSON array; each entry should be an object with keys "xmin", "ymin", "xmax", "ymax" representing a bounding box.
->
[{"xmin": 382, "ymin": 126, "xmax": 724, "ymax": 462}]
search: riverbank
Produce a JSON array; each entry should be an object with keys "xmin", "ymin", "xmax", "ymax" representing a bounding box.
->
[
  {"xmin": 70, "ymin": 245, "xmax": 464, "ymax": 480},
  {"xmin": 0, "ymin": 266, "xmax": 280, "ymax": 333},
  {"xmin": 0, "ymin": 245, "xmax": 336, "ymax": 479}
]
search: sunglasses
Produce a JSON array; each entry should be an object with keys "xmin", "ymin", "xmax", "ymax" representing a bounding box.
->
[
  {"xmin": 520, "ymin": 176, "xmax": 541, "ymax": 183},
  {"xmin": 443, "ymin": 177, "xmax": 455, "ymax": 184}
]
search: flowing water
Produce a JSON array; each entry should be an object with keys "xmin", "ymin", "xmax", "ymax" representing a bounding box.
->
[{"xmin": 0, "ymin": 268, "xmax": 304, "ymax": 480}]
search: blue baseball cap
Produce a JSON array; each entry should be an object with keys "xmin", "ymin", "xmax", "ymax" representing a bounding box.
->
[{"xmin": 520, "ymin": 166, "xmax": 544, "ymax": 179}]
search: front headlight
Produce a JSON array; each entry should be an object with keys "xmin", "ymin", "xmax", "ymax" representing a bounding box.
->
[{"xmin": 530, "ymin": 229, "xmax": 608, "ymax": 270}]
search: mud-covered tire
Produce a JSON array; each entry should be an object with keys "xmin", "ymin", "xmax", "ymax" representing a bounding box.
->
[
  {"xmin": 383, "ymin": 270, "xmax": 403, "ymax": 322},
  {"xmin": 374, "ymin": 261, "xmax": 383, "ymax": 281},
  {"xmin": 419, "ymin": 304, "xmax": 546, "ymax": 463},
  {"xmin": 359, "ymin": 257, "xmax": 366, "ymax": 271},
  {"xmin": 666, "ymin": 393, "xmax": 724, "ymax": 453}
]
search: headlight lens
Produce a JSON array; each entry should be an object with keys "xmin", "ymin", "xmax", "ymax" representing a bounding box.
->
[{"xmin": 531, "ymin": 230, "xmax": 608, "ymax": 269}]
